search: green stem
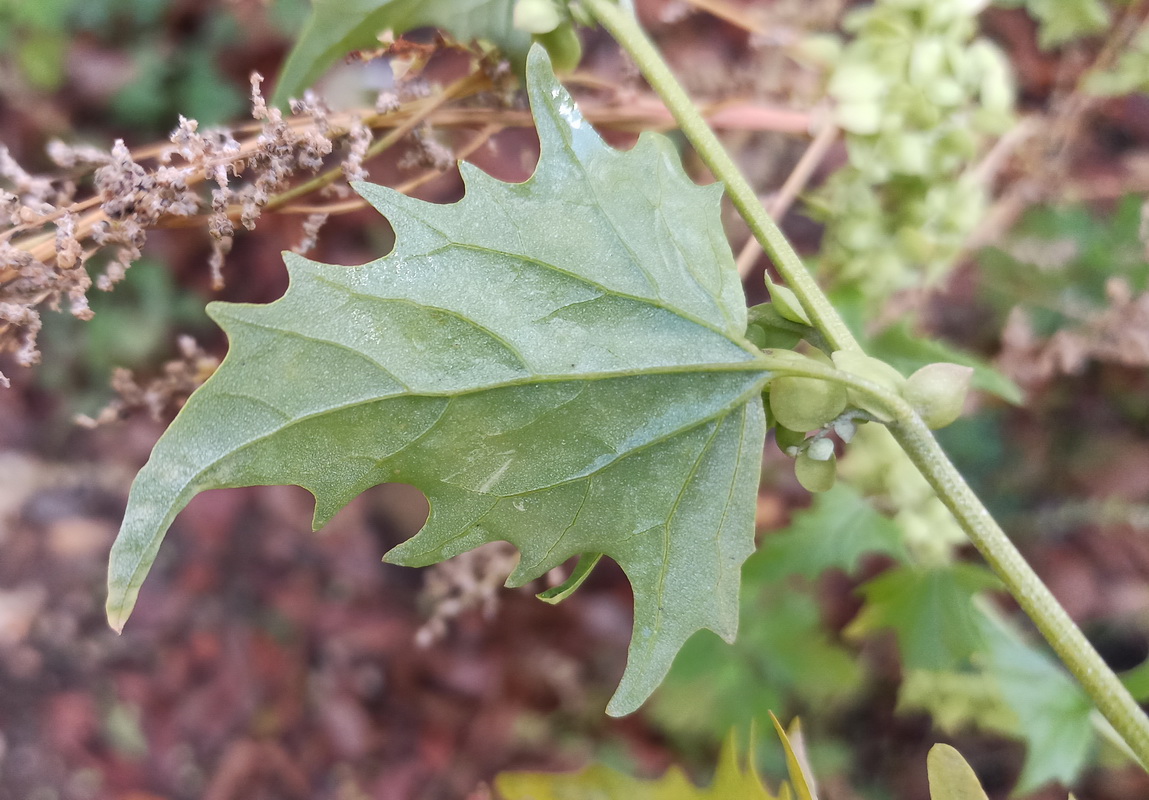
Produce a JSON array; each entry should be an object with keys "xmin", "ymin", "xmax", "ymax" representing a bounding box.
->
[
  {"xmin": 890, "ymin": 416, "xmax": 1149, "ymax": 767},
  {"xmin": 582, "ymin": 0, "xmax": 857, "ymax": 353},
  {"xmin": 759, "ymin": 349, "xmax": 1149, "ymax": 764},
  {"xmin": 582, "ymin": 0, "xmax": 1149, "ymax": 768}
]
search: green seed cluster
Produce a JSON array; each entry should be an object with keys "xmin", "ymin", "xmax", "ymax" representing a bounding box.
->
[
  {"xmin": 764, "ymin": 333, "xmax": 972, "ymax": 494},
  {"xmin": 805, "ymin": 0, "xmax": 1014, "ymax": 300},
  {"xmin": 839, "ymin": 424, "xmax": 966, "ymax": 565}
]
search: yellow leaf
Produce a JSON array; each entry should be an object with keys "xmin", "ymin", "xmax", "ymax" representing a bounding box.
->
[
  {"xmin": 496, "ymin": 730, "xmax": 783, "ymax": 799},
  {"xmin": 769, "ymin": 714, "xmax": 818, "ymax": 800},
  {"xmin": 926, "ymin": 744, "xmax": 990, "ymax": 800}
]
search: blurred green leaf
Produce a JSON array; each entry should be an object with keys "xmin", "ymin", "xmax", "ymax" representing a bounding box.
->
[
  {"xmin": 270, "ymin": 0, "xmax": 312, "ymax": 35},
  {"xmin": 979, "ymin": 196, "xmax": 1149, "ymax": 337},
  {"xmin": 5, "ymin": 0, "xmax": 69, "ymax": 29},
  {"xmin": 112, "ymin": 17, "xmax": 244, "ymax": 129},
  {"xmin": 755, "ymin": 483, "xmax": 907, "ymax": 581},
  {"xmin": 653, "ymin": 584, "xmax": 862, "ymax": 741},
  {"xmin": 179, "ymin": 49, "xmax": 246, "ymax": 125},
  {"xmin": 1120, "ymin": 657, "xmax": 1149, "ymax": 702},
  {"xmin": 898, "ymin": 610, "xmax": 1101, "ymax": 793},
  {"xmin": 868, "ymin": 323, "xmax": 1022, "ymax": 405},
  {"xmin": 898, "ymin": 668, "xmax": 1019, "ymax": 735},
  {"xmin": 16, "ymin": 30, "xmax": 68, "ymax": 90},
  {"xmin": 68, "ymin": 0, "xmax": 167, "ymax": 34},
  {"xmin": 849, "ymin": 564, "xmax": 999, "ymax": 670},
  {"xmin": 272, "ymin": 0, "xmax": 529, "ymax": 105},
  {"xmin": 998, "ymin": 0, "xmax": 1110, "ymax": 49},
  {"xmin": 978, "ymin": 614, "xmax": 1096, "ymax": 794},
  {"xmin": 37, "ymin": 260, "xmax": 211, "ymax": 412},
  {"xmin": 1086, "ymin": 28, "xmax": 1149, "ymax": 95}
]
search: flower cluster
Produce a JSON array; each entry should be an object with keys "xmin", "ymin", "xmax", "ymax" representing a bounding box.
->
[
  {"xmin": 0, "ymin": 67, "xmax": 449, "ymax": 389},
  {"xmin": 76, "ymin": 335, "xmax": 220, "ymax": 428},
  {"xmin": 805, "ymin": 0, "xmax": 1014, "ymax": 300}
]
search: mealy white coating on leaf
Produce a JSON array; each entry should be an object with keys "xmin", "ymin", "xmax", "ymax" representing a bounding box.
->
[{"xmin": 107, "ymin": 45, "xmax": 768, "ymax": 716}]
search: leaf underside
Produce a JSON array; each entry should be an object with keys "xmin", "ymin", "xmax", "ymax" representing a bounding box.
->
[{"xmin": 107, "ymin": 46, "xmax": 769, "ymax": 715}]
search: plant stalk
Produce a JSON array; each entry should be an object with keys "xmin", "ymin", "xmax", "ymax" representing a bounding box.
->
[
  {"xmin": 890, "ymin": 416, "xmax": 1149, "ymax": 767},
  {"xmin": 586, "ymin": 0, "xmax": 1149, "ymax": 768}
]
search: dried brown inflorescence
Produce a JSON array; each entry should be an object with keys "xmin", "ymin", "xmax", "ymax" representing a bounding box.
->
[
  {"xmin": 998, "ymin": 277, "xmax": 1149, "ymax": 389},
  {"xmin": 76, "ymin": 335, "xmax": 220, "ymax": 427},
  {"xmin": 0, "ymin": 53, "xmax": 485, "ymax": 391},
  {"xmin": 415, "ymin": 542, "xmax": 521, "ymax": 647}
]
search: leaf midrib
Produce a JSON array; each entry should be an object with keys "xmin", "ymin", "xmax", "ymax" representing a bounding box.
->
[
  {"xmin": 199, "ymin": 367, "xmax": 769, "ymax": 493},
  {"xmin": 114, "ymin": 370, "xmax": 766, "ymax": 605},
  {"xmin": 218, "ymin": 310, "xmax": 770, "ymax": 398}
]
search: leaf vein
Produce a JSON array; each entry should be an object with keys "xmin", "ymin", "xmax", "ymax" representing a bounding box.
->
[{"xmin": 308, "ymin": 272, "xmax": 536, "ymax": 371}]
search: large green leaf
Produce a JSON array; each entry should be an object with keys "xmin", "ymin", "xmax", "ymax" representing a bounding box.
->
[
  {"xmin": 848, "ymin": 564, "xmax": 999, "ymax": 671},
  {"xmin": 107, "ymin": 46, "xmax": 769, "ymax": 715},
  {"xmin": 271, "ymin": 0, "xmax": 528, "ymax": 106},
  {"xmin": 754, "ymin": 483, "xmax": 907, "ymax": 581}
]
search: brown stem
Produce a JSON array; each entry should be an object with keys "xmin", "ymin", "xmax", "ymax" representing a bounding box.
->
[{"xmin": 736, "ymin": 119, "xmax": 838, "ymax": 278}]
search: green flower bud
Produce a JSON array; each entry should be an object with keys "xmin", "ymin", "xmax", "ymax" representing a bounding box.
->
[
  {"xmin": 836, "ymin": 101, "xmax": 884, "ymax": 135},
  {"xmin": 896, "ymin": 225, "xmax": 937, "ymax": 262},
  {"xmin": 769, "ymin": 374, "xmax": 848, "ymax": 433},
  {"xmin": 831, "ymin": 350, "xmax": 906, "ymax": 420},
  {"xmin": 903, "ymin": 362, "xmax": 974, "ymax": 429},
  {"xmin": 796, "ymin": 451, "xmax": 836, "ymax": 493},
  {"xmin": 905, "ymin": 92, "xmax": 942, "ymax": 127},
  {"xmin": 969, "ymin": 41, "xmax": 1014, "ymax": 113},
  {"xmin": 972, "ymin": 107, "xmax": 1013, "ymax": 136},
  {"xmin": 770, "ymin": 284, "xmax": 812, "ymax": 325},
  {"xmin": 884, "ymin": 131, "xmax": 931, "ymax": 175},
  {"xmin": 939, "ymin": 127, "xmax": 976, "ymax": 160},
  {"xmin": 925, "ymin": 76, "xmax": 965, "ymax": 107},
  {"xmin": 795, "ymin": 34, "xmax": 843, "ymax": 68},
  {"xmin": 829, "ymin": 64, "xmax": 888, "ymax": 102}
]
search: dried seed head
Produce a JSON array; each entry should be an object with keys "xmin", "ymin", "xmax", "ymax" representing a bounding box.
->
[
  {"xmin": 292, "ymin": 212, "xmax": 329, "ymax": 255},
  {"xmin": 342, "ymin": 117, "xmax": 372, "ymax": 184},
  {"xmin": 0, "ymin": 145, "xmax": 55, "ymax": 203},
  {"xmin": 55, "ymin": 212, "xmax": 82, "ymax": 270},
  {"xmin": 46, "ymin": 139, "xmax": 113, "ymax": 169}
]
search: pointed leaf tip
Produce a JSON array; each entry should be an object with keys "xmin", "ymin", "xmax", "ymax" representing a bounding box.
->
[{"xmin": 927, "ymin": 744, "xmax": 990, "ymax": 800}]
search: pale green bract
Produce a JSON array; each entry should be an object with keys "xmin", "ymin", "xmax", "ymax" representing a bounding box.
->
[{"xmin": 107, "ymin": 46, "xmax": 771, "ymax": 715}]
